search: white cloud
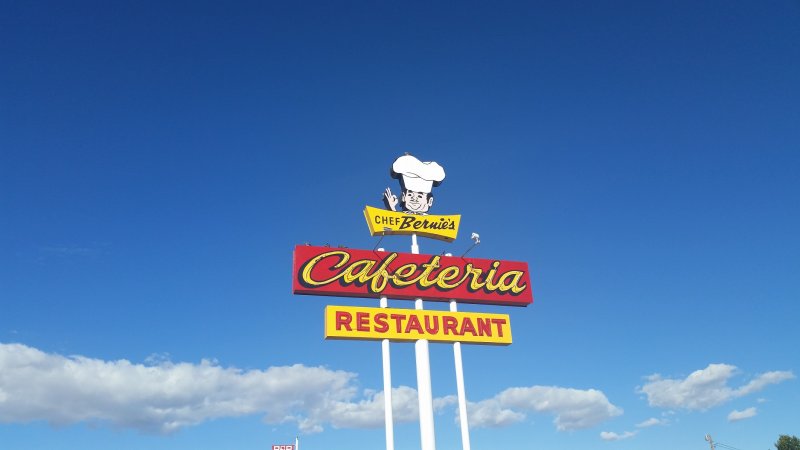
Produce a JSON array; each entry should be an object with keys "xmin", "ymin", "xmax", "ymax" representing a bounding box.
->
[
  {"xmin": 0, "ymin": 342, "xmax": 388, "ymax": 434},
  {"xmin": 465, "ymin": 399, "xmax": 526, "ymax": 428},
  {"xmin": 463, "ymin": 386, "xmax": 621, "ymax": 431},
  {"xmin": 433, "ymin": 394, "xmax": 458, "ymax": 412},
  {"xmin": 637, "ymin": 364, "xmax": 794, "ymax": 411},
  {"xmin": 600, "ymin": 431, "xmax": 637, "ymax": 441},
  {"xmin": 736, "ymin": 371, "xmax": 795, "ymax": 396},
  {"xmin": 322, "ymin": 386, "xmax": 433, "ymax": 430},
  {"xmin": 636, "ymin": 417, "xmax": 667, "ymax": 428},
  {"xmin": 0, "ymin": 343, "xmax": 622, "ymax": 435},
  {"xmin": 728, "ymin": 407, "xmax": 757, "ymax": 422}
]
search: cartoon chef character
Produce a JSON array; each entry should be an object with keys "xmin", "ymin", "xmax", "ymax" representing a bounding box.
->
[{"xmin": 384, "ymin": 154, "xmax": 446, "ymax": 215}]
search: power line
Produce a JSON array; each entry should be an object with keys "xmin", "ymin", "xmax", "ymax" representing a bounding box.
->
[
  {"xmin": 706, "ymin": 434, "xmax": 752, "ymax": 450},
  {"xmin": 717, "ymin": 442, "xmax": 748, "ymax": 450}
]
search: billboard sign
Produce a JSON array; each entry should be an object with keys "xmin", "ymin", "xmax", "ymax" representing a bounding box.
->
[
  {"xmin": 293, "ymin": 245, "xmax": 532, "ymax": 306},
  {"xmin": 363, "ymin": 154, "xmax": 461, "ymax": 242},
  {"xmin": 325, "ymin": 305, "xmax": 512, "ymax": 345},
  {"xmin": 364, "ymin": 205, "xmax": 460, "ymax": 242}
]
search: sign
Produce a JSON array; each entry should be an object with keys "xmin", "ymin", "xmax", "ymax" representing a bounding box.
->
[
  {"xmin": 325, "ymin": 305, "xmax": 512, "ymax": 345},
  {"xmin": 364, "ymin": 205, "xmax": 460, "ymax": 242},
  {"xmin": 272, "ymin": 446, "xmax": 294, "ymax": 450},
  {"xmin": 363, "ymin": 154, "xmax": 460, "ymax": 242},
  {"xmin": 293, "ymin": 245, "xmax": 533, "ymax": 306}
]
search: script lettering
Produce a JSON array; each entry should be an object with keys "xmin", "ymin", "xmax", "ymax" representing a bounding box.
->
[{"xmin": 299, "ymin": 250, "xmax": 528, "ymax": 298}]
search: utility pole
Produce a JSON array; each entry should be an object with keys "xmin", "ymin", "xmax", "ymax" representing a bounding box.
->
[{"xmin": 706, "ymin": 434, "xmax": 716, "ymax": 450}]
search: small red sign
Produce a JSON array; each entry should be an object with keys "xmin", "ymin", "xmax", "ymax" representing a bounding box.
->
[{"xmin": 292, "ymin": 245, "xmax": 533, "ymax": 306}]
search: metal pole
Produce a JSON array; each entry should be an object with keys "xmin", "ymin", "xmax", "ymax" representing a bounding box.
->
[
  {"xmin": 412, "ymin": 233, "xmax": 436, "ymax": 450},
  {"xmin": 377, "ymin": 248, "xmax": 395, "ymax": 450},
  {"xmin": 446, "ymin": 253, "xmax": 471, "ymax": 450},
  {"xmin": 705, "ymin": 434, "xmax": 716, "ymax": 450}
]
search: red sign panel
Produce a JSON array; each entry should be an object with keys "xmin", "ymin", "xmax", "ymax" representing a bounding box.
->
[{"xmin": 292, "ymin": 245, "xmax": 532, "ymax": 306}]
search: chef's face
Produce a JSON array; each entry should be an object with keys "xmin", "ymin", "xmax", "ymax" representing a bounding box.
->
[{"xmin": 402, "ymin": 189, "xmax": 433, "ymax": 213}]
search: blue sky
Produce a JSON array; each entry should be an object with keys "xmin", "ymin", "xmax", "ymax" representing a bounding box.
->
[{"xmin": 2, "ymin": 1, "xmax": 799, "ymax": 449}]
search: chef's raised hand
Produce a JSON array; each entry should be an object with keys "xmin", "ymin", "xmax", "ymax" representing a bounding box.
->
[{"xmin": 384, "ymin": 187, "xmax": 399, "ymax": 211}]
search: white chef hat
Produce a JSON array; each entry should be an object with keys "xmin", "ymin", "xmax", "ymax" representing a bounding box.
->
[{"xmin": 392, "ymin": 154, "xmax": 446, "ymax": 194}]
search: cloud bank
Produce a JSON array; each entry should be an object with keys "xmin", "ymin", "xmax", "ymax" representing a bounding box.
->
[
  {"xmin": 638, "ymin": 364, "xmax": 794, "ymax": 411},
  {"xmin": 0, "ymin": 343, "xmax": 621, "ymax": 434},
  {"xmin": 0, "ymin": 342, "xmax": 359, "ymax": 433}
]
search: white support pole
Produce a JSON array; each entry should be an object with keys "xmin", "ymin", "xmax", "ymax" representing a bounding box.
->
[
  {"xmin": 381, "ymin": 308, "xmax": 395, "ymax": 450},
  {"xmin": 295, "ymin": 436, "xmax": 299, "ymax": 450},
  {"xmin": 444, "ymin": 252, "xmax": 470, "ymax": 450},
  {"xmin": 450, "ymin": 300, "xmax": 471, "ymax": 450},
  {"xmin": 412, "ymin": 233, "xmax": 436, "ymax": 450},
  {"xmin": 377, "ymin": 248, "xmax": 395, "ymax": 450}
]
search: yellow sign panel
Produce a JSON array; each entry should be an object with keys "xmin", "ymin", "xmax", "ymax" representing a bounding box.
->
[
  {"xmin": 325, "ymin": 305, "xmax": 512, "ymax": 345},
  {"xmin": 363, "ymin": 205, "xmax": 460, "ymax": 242}
]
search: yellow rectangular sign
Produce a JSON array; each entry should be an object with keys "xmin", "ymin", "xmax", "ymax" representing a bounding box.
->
[
  {"xmin": 324, "ymin": 305, "xmax": 512, "ymax": 345},
  {"xmin": 363, "ymin": 205, "xmax": 460, "ymax": 242}
]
